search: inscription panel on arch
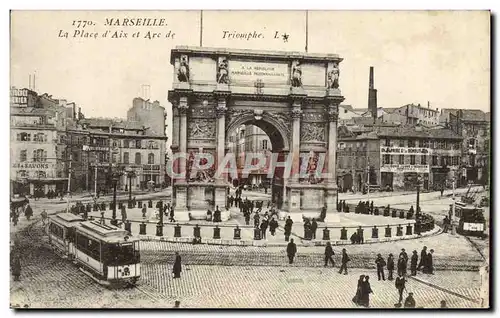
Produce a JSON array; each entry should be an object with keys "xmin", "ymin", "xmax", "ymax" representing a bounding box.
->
[{"xmin": 229, "ymin": 60, "xmax": 289, "ymax": 84}]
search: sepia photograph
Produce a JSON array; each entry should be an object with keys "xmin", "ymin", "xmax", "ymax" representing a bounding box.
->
[{"xmin": 8, "ymin": 9, "xmax": 491, "ymax": 309}]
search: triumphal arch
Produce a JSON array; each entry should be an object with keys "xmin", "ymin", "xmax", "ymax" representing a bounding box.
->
[{"xmin": 168, "ymin": 46, "xmax": 344, "ymax": 222}]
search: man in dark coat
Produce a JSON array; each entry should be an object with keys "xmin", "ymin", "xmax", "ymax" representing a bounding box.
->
[
  {"xmin": 397, "ymin": 254, "xmax": 407, "ymax": 277},
  {"xmin": 375, "ymin": 253, "xmax": 386, "ymax": 281},
  {"xmin": 169, "ymin": 207, "xmax": 175, "ymax": 222},
  {"xmin": 410, "ymin": 250, "xmax": 418, "ymax": 276},
  {"xmin": 338, "ymin": 248, "xmax": 350, "ymax": 275},
  {"xmin": 399, "ymin": 248, "xmax": 409, "ymax": 273},
  {"xmin": 24, "ymin": 204, "xmax": 33, "ymax": 221},
  {"xmin": 11, "ymin": 256, "xmax": 21, "ymax": 281},
  {"xmin": 423, "ymin": 249, "xmax": 434, "ymax": 274},
  {"xmin": 350, "ymin": 232, "xmax": 358, "ymax": 245},
  {"xmin": 260, "ymin": 220, "xmax": 268, "ymax": 239},
  {"xmin": 172, "ymin": 252, "xmax": 182, "ymax": 278},
  {"xmin": 269, "ymin": 217, "xmax": 279, "ymax": 236},
  {"xmin": 387, "ymin": 253, "xmax": 395, "ymax": 280},
  {"xmin": 244, "ymin": 212, "xmax": 250, "ymax": 226},
  {"xmin": 359, "ymin": 276, "xmax": 373, "ymax": 307},
  {"xmin": 287, "ymin": 239, "xmax": 297, "ymax": 264},
  {"xmin": 324, "ymin": 242, "xmax": 335, "ymax": 267},
  {"xmin": 395, "ymin": 273, "xmax": 406, "ymax": 304},
  {"xmin": 303, "ymin": 219, "xmax": 311, "ymax": 240},
  {"xmin": 284, "ymin": 216, "xmax": 293, "ymax": 241},
  {"xmin": 418, "ymin": 246, "xmax": 427, "ymax": 271},
  {"xmin": 310, "ymin": 219, "xmax": 318, "ymax": 240}
]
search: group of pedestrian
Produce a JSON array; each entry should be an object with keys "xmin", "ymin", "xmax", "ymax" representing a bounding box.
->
[
  {"xmin": 355, "ymin": 200, "xmax": 375, "ymax": 215},
  {"xmin": 303, "ymin": 218, "xmax": 318, "ymax": 240},
  {"xmin": 352, "ymin": 274, "xmax": 373, "ymax": 307},
  {"xmin": 10, "ymin": 201, "xmax": 32, "ymax": 226},
  {"xmin": 374, "ymin": 246, "xmax": 435, "ymax": 282}
]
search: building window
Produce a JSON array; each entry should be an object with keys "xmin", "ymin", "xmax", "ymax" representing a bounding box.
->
[
  {"xmin": 399, "ymin": 155, "xmax": 404, "ymax": 164},
  {"xmin": 19, "ymin": 150, "xmax": 27, "ymax": 162},
  {"xmin": 469, "ymin": 154, "xmax": 475, "ymax": 166},
  {"xmin": 410, "ymin": 155, "xmax": 416, "ymax": 165},
  {"xmin": 33, "ymin": 149, "xmax": 47, "ymax": 162},
  {"xmin": 148, "ymin": 153, "xmax": 155, "ymax": 164},
  {"xmin": 384, "ymin": 139, "xmax": 390, "ymax": 147},
  {"xmin": 34, "ymin": 133, "xmax": 47, "ymax": 142},
  {"xmin": 399, "ymin": 139, "xmax": 405, "ymax": 147},
  {"xmin": 18, "ymin": 132, "xmax": 30, "ymax": 141},
  {"xmin": 421, "ymin": 155, "xmax": 427, "ymax": 165},
  {"xmin": 136, "ymin": 140, "xmax": 142, "ymax": 149},
  {"xmin": 421, "ymin": 139, "xmax": 429, "ymax": 148},
  {"xmin": 383, "ymin": 154, "xmax": 390, "ymax": 164},
  {"xmin": 135, "ymin": 153, "xmax": 141, "ymax": 164},
  {"xmin": 468, "ymin": 138, "xmax": 476, "ymax": 149},
  {"xmin": 123, "ymin": 152, "xmax": 129, "ymax": 164},
  {"xmin": 262, "ymin": 140, "xmax": 268, "ymax": 150},
  {"xmin": 17, "ymin": 170, "xmax": 28, "ymax": 179},
  {"xmin": 123, "ymin": 140, "xmax": 129, "ymax": 148},
  {"xmin": 37, "ymin": 171, "xmax": 46, "ymax": 178},
  {"xmin": 147, "ymin": 141, "xmax": 158, "ymax": 149},
  {"xmin": 408, "ymin": 139, "xmax": 416, "ymax": 148}
]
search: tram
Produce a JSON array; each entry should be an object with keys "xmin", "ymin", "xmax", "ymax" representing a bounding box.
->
[{"xmin": 47, "ymin": 213, "xmax": 141, "ymax": 286}]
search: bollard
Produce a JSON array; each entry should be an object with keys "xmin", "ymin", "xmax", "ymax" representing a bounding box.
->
[
  {"xmin": 233, "ymin": 226, "xmax": 241, "ymax": 240},
  {"xmin": 137, "ymin": 201, "xmax": 142, "ymax": 208},
  {"xmin": 174, "ymin": 224, "xmax": 182, "ymax": 237},
  {"xmin": 399, "ymin": 210, "xmax": 405, "ymax": 219},
  {"xmin": 253, "ymin": 228, "xmax": 261, "ymax": 240},
  {"xmin": 156, "ymin": 222, "xmax": 163, "ymax": 236},
  {"xmin": 384, "ymin": 207, "xmax": 390, "ymax": 217},
  {"xmin": 118, "ymin": 202, "xmax": 123, "ymax": 209},
  {"xmin": 396, "ymin": 225, "xmax": 403, "ymax": 236},
  {"xmin": 139, "ymin": 222, "xmax": 146, "ymax": 235},
  {"xmin": 128, "ymin": 201, "xmax": 133, "ymax": 209},
  {"xmin": 372, "ymin": 226, "xmax": 379, "ymax": 239},
  {"xmin": 101, "ymin": 203, "xmax": 106, "ymax": 211},
  {"xmin": 83, "ymin": 210, "xmax": 88, "ymax": 220},
  {"xmin": 86, "ymin": 204, "xmax": 91, "ymax": 212},
  {"xmin": 148, "ymin": 200, "xmax": 153, "ymax": 208},
  {"xmin": 213, "ymin": 225, "xmax": 221, "ymax": 239},
  {"xmin": 322, "ymin": 227, "xmax": 330, "ymax": 241},
  {"xmin": 193, "ymin": 225, "xmax": 201, "ymax": 238},
  {"xmin": 391, "ymin": 209, "xmax": 397, "ymax": 218},
  {"xmin": 125, "ymin": 220, "xmax": 132, "ymax": 234},
  {"xmin": 385, "ymin": 225, "xmax": 392, "ymax": 237},
  {"xmin": 406, "ymin": 224, "xmax": 413, "ymax": 236},
  {"xmin": 340, "ymin": 227, "xmax": 347, "ymax": 240},
  {"xmin": 374, "ymin": 208, "xmax": 379, "ymax": 216}
]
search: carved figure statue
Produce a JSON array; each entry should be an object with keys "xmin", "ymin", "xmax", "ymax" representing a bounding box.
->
[
  {"xmin": 178, "ymin": 55, "xmax": 190, "ymax": 82},
  {"xmin": 327, "ymin": 62, "xmax": 340, "ymax": 89},
  {"xmin": 301, "ymin": 124, "xmax": 325, "ymax": 142},
  {"xmin": 217, "ymin": 58, "xmax": 229, "ymax": 84},
  {"xmin": 291, "ymin": 61, "xmax": 302, "ymax": 87}
]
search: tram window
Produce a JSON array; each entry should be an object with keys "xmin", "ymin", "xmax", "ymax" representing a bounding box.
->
[
  {"xmin": 75, "ymin": 234, "xmax": 101, "ymax": 260},
  {"xmin": 49, "ymin": 223, "xmax": 64, "ymax": 239},
  {"xmin": 105, "ymin": 243, "xmax": 137, "ymax": 265}
]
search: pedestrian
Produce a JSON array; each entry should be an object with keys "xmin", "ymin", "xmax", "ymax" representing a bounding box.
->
[
  {"xmin": 172, "ymin": 252, "xmax": 182, "ymax": 278},
  {"xmin": 395, "ymin": 273, "xmax": 406, "ymax": 304},
  {"xmin": 284, "ymin": 216, "xmax": 293, "ymax": 241},
  {"xmin": 169, "ymin": 207, "xmax": 175, "ymax": 222},
  {"xmin": 418, "ymin": 246, "xmax": 427, "ymax": 271},
  {"xmin": 24, "ymin": 203, "xmax": 33, "ymax": 221},
  {"xmin": 41, "ymin": 209, "xmax": 48, "ymax": 225},
  {"xmin": 397, "ymin": 254, "xmax": 407, "ymax": 277},
  {"xmin": 376, "ymin": 253, "xmax": 386, "ymax": 281},
  {"xmin": 11, "ymin": 256, "xmax": 21, "ymax": 281},
  {"xmin": 253, "ymin": 212, "xmax": 260, "ymax": 228},
  {"xmin": 399, "ymin": 248, "xmax": 408, "ymax": 276},
  {"xmin": 244, "ymin": 212, "xmax": 250, "ymax": 226},
  {"xmin": 260, "ymin": 220, "xmax": 268, "ymax": 239},
  {"xmin": 338, "ymin": 248, "xmax": 350, "ymax": 275},
  {"xmin": 287, "ymin": 238, "xmax": 297, "ymax": 264},
  {"xmin": 442, "ymin": 216, "xmax": 450, "ymax": 233},
  {"xmin": 410, "ymin": 250, "xmax": 418, "ymax": 276},
  {"xmin": 142, "ymin": 205, "xmax": 147, "ymax": 218},
  {"xmin": 359, "ymin": 276, "xmax": 373, "ymax": 307},
  {"xmin": 311, "ymin": 218, "xmax": 318, "ymax": 240},
  {"xmin": 404, "ymin": 292, "xmax": 416, "ymax": 308},
  {"xmin": 352, "ymin": 275, "xmax": 365, "ymax": 305},
  {"xmin": 423, "ymin": 249, "xmax": 434, "ymax": 274},
  {"xmin": 324, "ymin": 242, "xmax": 335, "ymax": 267},
  {"xmin": 269, "ymin": 217, "xmax": 278, "ymax": 236},
  {"xmin": 387, "ymin": 253, "xmax": 395, "ymax": 280}
]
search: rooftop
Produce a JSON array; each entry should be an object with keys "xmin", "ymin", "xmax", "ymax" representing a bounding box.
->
[{"xmin": 80, "ymin": 118, "xmax": 145, "ymax": 130}]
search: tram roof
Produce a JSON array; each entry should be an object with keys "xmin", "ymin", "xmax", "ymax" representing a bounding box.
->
[
  {"xmin": 77, "ymin": 220, "xmax": 138, "ymax": 243},
  {"xmin": 51, "ymin": 213, "xmax": 84, "ymax": 226}
]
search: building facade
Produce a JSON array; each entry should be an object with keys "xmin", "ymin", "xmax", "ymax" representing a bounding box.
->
[
  {"xmin": 388, "ymin": 103, "xmax": 440, "ymax": 126},
  {"xmin": 337, "ymin": 125, "xmax": 463, "ymax": 192},
  {"xmin": 127, "ymin": 97, "xmax": 167, "ymax": 136},
  {"xmin": 10, "ymin": 87, "xmax": 69, "ymax": 196},
  {"xmin": 67, "ymin": 117, "xmax": 168, "ymax": 193}
]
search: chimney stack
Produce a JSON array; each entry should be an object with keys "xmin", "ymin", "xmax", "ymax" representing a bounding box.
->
[{"xmin": 368, "ymin": 66, "xmax": 378, "ymax": 120}]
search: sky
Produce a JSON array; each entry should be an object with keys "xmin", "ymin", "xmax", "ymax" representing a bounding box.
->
[{"xmin": 10, "ymin": 10, "xmax": 490, "ymax": 143}]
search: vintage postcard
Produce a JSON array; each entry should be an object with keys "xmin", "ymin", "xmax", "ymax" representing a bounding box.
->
[{"xmin": 9, "ymin": 10, "xmax": 490, "ymax": 309}]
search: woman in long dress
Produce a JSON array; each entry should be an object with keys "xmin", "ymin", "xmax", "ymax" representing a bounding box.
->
[
  {"xmin": 352, "ymin": 275, "xmax": 365, "ymax": 305},
  {"xmin": 359, "ymin": 275, "xmax": 373, "ymax": 307},
  {"xmin": 172, "ymin": 252, "xmax": 182, "ymax": 279}
]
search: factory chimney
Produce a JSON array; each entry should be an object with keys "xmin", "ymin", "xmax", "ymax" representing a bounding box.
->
[{"xmin": 368, "ymin": 66, "xmax": 378, "ymax": 120}]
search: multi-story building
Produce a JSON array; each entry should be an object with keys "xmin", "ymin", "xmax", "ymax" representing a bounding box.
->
[
  {"xmin": 67, "ymin": 116, "xmax": 168, "ymax": 193},
  {"xmin": 10, "ymin": 87, "xmax": 69, "ymax": 196},
  {"xmin": 227, "ymin": 124, "xmax": 272, "ymax": 187},
  {"xmin": 448, "ymin": 109, "xmax": 490, "ymax": 186},
  {"xmin": 127, "ymin": 97, "xmax": 167, "ymax": 136},
  {"xmin": 337, "ymin": 125, "xmax": 463, "ymax": 192},
  {"xmin": 388, "ymin": 103, "xmax": 440, "ymax": 126}
]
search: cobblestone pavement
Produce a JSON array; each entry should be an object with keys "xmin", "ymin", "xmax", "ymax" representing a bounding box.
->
[
  {"xmin": 139, "ymin": 264, "xmax": 480, "ymax": 308},
  {"xmin": 9, "ymin": 219, "xmax": 484, "ymax": 309}
]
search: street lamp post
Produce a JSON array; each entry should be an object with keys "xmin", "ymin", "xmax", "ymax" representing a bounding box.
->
[
  {"xmin": 451, "ymin": 177, "xmax": 457, "ymax": 235},
  {"xmin": 111, "ymin": 171, "xmax": 121, "ymax": 226},
  {"xmin": 125, "ymin": 167, "xmax": 136, "ymax": 203},
  {"xmin": 415, "ymin": 174, "xmax": 422, "ymax": 235}
]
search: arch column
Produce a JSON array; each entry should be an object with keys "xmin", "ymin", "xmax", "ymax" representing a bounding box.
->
[
  {"xmin": 324, "ymin": 98, "xmax": 342, "ymax": 217},
  {"xmin": 173, "ymin": 95, "xmax": 190, "ymax": 220},
  {"xmin": 286, "ymin": 97, "xmax": 304, "ymax": 214},
  {"xmin": 214, "ymin": 92, "xmax": 230, "ymax": 210}
]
